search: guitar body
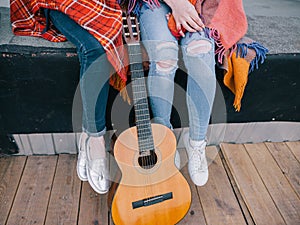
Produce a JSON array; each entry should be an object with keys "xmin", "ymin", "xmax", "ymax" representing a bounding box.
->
[{"xmin": 112, "ymin": 123, "xmax": 191, "ymax": 225}]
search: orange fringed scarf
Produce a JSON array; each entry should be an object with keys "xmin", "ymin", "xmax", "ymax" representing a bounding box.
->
[
  {"xmin": 223, "ymin": 51, "xmax": 253, "ymax": 111},
  {"xmin": 167, "ymin": 0, "xmax": 267, "ymax": 111}
]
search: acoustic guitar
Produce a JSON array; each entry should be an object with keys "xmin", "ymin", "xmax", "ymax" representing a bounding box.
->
[{"xmin": 111, "ymin": 12, "xmax": 191, "ymax": 225}]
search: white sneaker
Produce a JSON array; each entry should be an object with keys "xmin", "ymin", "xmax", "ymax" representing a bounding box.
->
[
  {"xmin": 183, "ymin": 132, "xmax": 208, "ymax": 186},
  {"xmin": 86, "ymin": 136, "xmax": 110, "ymax": 194},
  {"xmin": 77, "ymin": 133, "xmax": 88, "ymax": 181}
]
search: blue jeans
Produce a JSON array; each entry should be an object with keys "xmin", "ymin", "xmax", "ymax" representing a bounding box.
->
[
  {"xmin": 138, "ymin": 3, "xmax": 216, "ymax": 141},
  {"xmin": 49, "ymin": 10, "xmax": 111, "ymax": 136}
]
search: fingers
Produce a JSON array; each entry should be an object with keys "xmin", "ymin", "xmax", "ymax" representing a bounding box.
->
[
  {"xmin": 192, "ymin": 16, "xmax": 205, "ymax": 29},
  {"xmin": 168, "ymin": 0, "xmax": 205, "ymax": 37},
  {"xmin": 176, "ymin": 24, "xmax": 185, "ymax": 37},
  {"xmin": 184, "ymin": 12, "xmax": 205, "ymax": 31},
  {"xmin": 174, "ymin": 14, "xmax": 204, "ymax": 34},
  {"xmin": 178, "ymin": 16, "xmax": 204, "ymax": 34},
  {"xmin": 179, "ymin": 30, "xmax": 185, "ymax": 37},
  {"xmin": 181, "ymin": 21, "xmax": 197, "ymax": 33},
  {"xmin": 165, "ymin": 12, "xmax": 171, "ymax": 21}
]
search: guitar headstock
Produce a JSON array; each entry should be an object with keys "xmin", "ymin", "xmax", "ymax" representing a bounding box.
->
[{"xmin": 122, "ymin": 10, "xmax": 140, "ymax": 45}]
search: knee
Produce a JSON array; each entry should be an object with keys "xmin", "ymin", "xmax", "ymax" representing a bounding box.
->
[
  {"xmin": 186, "ymin": 39, "xmax": 212, "ymax": 56},
  {"xmin": 154, "ymin": 42, "xmax": 178, "ymax": 75},
  {"xmin": 79, "ymin": 42, "xmax": 105, "ymax": 61},
  {"xmin": 156, "ymin": 59, "xmax": 177, "ymax": 73}
]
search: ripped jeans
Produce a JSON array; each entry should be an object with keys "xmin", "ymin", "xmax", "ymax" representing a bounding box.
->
[{"xmin": 138, "ymin": 3, "xmax": 216, "ymax": 141}]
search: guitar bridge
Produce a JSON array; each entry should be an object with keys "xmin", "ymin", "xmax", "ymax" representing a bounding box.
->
[{"xmin": 132, "ymin": 192, "xmax": 173, "ymax": 209}]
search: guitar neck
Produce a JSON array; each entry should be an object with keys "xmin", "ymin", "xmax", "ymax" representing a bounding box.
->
[{"xmin": 128, "ymin": 43, "xmax": 155, "ymax": 153}]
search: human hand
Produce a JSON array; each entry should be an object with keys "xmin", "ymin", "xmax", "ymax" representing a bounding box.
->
[{"xmin": 164, "ymin": 0, "xmax": 204, "ymax": 37}]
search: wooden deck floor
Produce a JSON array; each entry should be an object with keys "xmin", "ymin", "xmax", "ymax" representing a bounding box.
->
[{"xmin": 0, "ymin": 141, "xmax": 299, "ymax": 225}]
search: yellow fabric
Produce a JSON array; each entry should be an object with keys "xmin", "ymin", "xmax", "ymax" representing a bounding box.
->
[{"xmin": 223, "ymin": 52, "xmax": 250, "ymax": 112}]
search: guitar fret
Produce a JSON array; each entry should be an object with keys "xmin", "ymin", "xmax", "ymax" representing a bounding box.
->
[
  {"xmin": 135, "ymin": 115, "xmax": 150, "ymax": 121},
  {"xmin": 137, "ymin": 119, "xmax": 151, "ymax": 124},
  {"xmin": 137, "ymin": 136, "xmax": 153, "ymax": 142},
  {"xmin": 133, "ymin": 88, "xmax": 146, "ymax": 92},
  {"xmin": 138, "ymin": 142, "xmax": 155, "ymax": 151},
  {"xmin": 134, "ymin": 101, "xmax": 148, "ymax": 107},
  {"xmin": 137, "ymin": 127, "xmax": 151, "ymax": 133},
  {"xmin": 137, "ymin": 137, "xmax": 153, "ymax": 143},
  {"xmin": 139, "ymin": 146, "xmax": 155, "ymax": 152},
  {"xmin": 134, "ymin": 107, "xmax": 149, "ymax": 113},
  {"xmin": 137, "ymin": 128, "xmax": 152, "ymax": 135},
  {"xmin": 137, "ymin": 128, "xmax": 152, "ymax": 134},
  {"xmin": 137, "ymin": 127, "xmax": 151, "ymax": 132},
  {"xmin": 133, "ymin": 95, "xmax": 147, "ymax": 100},
  {"xmin": 134, "ymin": 94, "xmax": 147, "ymax": 98},
  {"xmin": 134, "ymin": 109, "xmax": 149, "ymax": 114},
  {"xmin": 137, "ymin": 120, "xmax": 151, "ymax": 126},
  {"xmin": 136, "ymin": 118, "xmax": 150, "ymax": 123},
  {"xmin": 138, "ymin": 139, "xmax": 153, "ymax": 145},
  {"xmin": 137, "ymin": 119, "xmax": 151, "ymax": 125},
  {"xmin": 135, "ymin": 104, "xmax": 148, "ymax": 108},
  {"xmin": 138, "ymin": 137, "xmax": 154, "ymax": 144},
  {"xmin": 134, "ymin": 103, "xmax": 149, "ymax": 110},
  {"xmin": 139, "ymin": 144, "xmax": 154, "ymax": 150}
]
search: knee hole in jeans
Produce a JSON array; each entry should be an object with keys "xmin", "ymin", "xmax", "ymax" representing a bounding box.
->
[
  {"xmin": 156, "ymin": 42, "xmax": 178, "ymax": 74},
  {"xmin": 187, "ymin": 40, "xmax": 212, "ymax": 56},
  {"xmin": 156, "ymin": 59, "xmax": 177, "ymax": 73}
]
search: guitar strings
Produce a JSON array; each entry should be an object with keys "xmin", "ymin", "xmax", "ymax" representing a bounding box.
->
[{"xmin": 130, "ymin": 44, "xmax": 155, "ymax": 198}]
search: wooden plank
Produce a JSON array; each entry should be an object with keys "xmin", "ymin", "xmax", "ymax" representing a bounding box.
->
[
  {"xmin": 219, "ymin": 147, "xmax": 255, "ymax": 225},
  {"xmin": 0, "ymin": 156, "xmax": 27, "ymax": 225},
  {"xmin": 78, "ymin": 182, "xmax": 109, "ymax": 225},
  {"xmin": 6, "ymin": 156, "xmax": 58, "ymax": 225},
  {"xmin": 53, "ymin": 133, "xmax": 77, "ymax": 154},
  {"xmin": 267, "ymin": 142, "xmax": 300, "ymax": 197},
  {"xmin": 220, "ymin": 143, "xmax": 286, "ymax": 225},
  {"xmin": 44, "ymin": 154, "xmax": 81, "ymax": 225},
  {"xmin": 177, "ymin": 148, "xmax": 207, "ymax": 225},
  {"xmin": 286, "ymin": 141, "xmax": 300, "ymax": 162},
  {"xmin": 29, "ymin": 133, "xmax": 55, "ymax": 155},
  {"xmin": 197, "ymin": 146, "xmax": 247, "ymax": 225},
  {"xmin": 245, "ymin": 143, "xmax": 300, "ymax": 224}
]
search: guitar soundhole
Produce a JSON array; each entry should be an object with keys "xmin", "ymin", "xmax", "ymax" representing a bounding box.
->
[{"xmin": 138, "ymin": 150, "xmax": 158, "ymax": 169}]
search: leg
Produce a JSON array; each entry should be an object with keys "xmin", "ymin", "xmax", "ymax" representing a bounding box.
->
[
  {"xmin": 138, "ymin": 3, "xmax": 178, "ymax": 128},
  {"xmin": 49, "ymin": 9, "xmax": 111, "ymax": 136},
  {"xmin": 181, "ymin": 31, "xmax": 216, "ymax": 141},
  {"xmin": 49, "ymin": 10, "xmax": 110, "ymax": 193},
  {"xmin": 181, "ymin": 31, "xmax": 216, "ymax": 186}
]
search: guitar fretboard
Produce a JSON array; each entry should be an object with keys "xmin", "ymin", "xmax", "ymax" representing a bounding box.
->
[{"xmin": 128, "ymin": 44, "xmax": 155, "ymax": 153}]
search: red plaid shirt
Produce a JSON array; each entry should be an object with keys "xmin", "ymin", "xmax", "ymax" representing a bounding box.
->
[{"xmin": 10, "ymin": 0, "xmax": 128, "ymax": 90}]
